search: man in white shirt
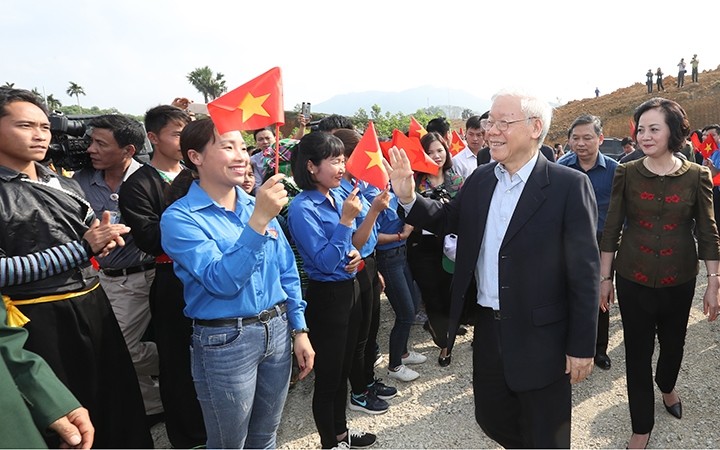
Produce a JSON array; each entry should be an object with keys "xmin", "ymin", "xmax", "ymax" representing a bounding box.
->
[{"xmin": 452, "ymin": 114, "xmax": 487, "ymax": 178}]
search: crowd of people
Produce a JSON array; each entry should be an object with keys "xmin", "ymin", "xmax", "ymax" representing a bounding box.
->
[{"xmin": 1, "ymin": 84, "xmax": 719, "ymax": 450}]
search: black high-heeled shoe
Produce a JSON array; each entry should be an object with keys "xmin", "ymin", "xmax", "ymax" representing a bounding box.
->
[
  {"xmin": 438, "ymin": 351, "xmax": 451, "ymax": 367},
  {"xmin": 626, "ymin": 431, "xmax": 651, "ymax": 449},
  {"xmin": 663, "ymin": 397, "xmax": 682, "ymax": 419}
]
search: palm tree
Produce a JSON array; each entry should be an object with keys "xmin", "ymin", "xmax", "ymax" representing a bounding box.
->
[
  {"xmin": 46, "ymin": 94, "xmax": 62, "ymax": 110},
  {"xmin": 2, "ymin": 82, "xmax": 14, "ymax": 88},
  {"xmin": 66, "ymin": 82, "xmax": 86, "ymax": 107},
  {"xmin": 187, "ymin": 66, "xmax": 227, "ymax": 103}
]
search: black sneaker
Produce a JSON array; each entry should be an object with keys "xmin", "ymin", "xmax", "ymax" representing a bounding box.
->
[
  {"xmin": 349, "ymin": 390, "xmax": 388, "ymax": 415},
  {"xmin": 338, "ymin": 429, "xmax": 377, "ymax": 448},
  {"xmin": 367, "ymin": 378, "xmax": 397, "ymax": 400}
]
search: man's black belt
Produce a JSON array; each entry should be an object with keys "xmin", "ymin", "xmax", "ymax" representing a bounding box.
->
[
  {"xmin": 101, "ymin": 262, "xmax": 156, "ymax": 277},
  {"xmin": 478, "ymin": 305, "xmax": 502, "ymax": 320},
  {"xmin": 194, "ymin": 303, "xmax": 287, "ymax": 328}
]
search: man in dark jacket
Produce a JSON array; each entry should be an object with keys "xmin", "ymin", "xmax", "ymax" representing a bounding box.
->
[{"xmin": 387, "ymin": 89, "xmax": 599, "ymax": 448}]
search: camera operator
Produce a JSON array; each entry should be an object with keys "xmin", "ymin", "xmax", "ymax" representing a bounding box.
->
[{"xmin": 72, "ymin": 114, "xmax": 163, "ymax": 420}]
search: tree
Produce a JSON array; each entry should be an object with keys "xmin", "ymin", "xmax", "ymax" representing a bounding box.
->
[
  {"xmin": 66, "ymin": 82, "xmax": 86, "ymax": 107},
  {"xmin": 461, "ymin": 108, "xmax": 474, "ymax": 120},
  {"xmin": 187, "ymin": 66, "xmax": 227, "ymax": 103},
  {"xmin": 46, "ymin": 94, "xmax": 62, "ymax": 110},
  {"xmin": 3, "ymin": 82, "xmax": 14, "ymax": 88}
]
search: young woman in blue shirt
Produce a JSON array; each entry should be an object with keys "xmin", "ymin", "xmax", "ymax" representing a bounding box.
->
[
  {"xmin": 160, "ymin": 119, "xmax": 314, "ymax": 449},
  {"xmin": 288, "ymin": 131, "xmax": 377, "ymax": 449}
]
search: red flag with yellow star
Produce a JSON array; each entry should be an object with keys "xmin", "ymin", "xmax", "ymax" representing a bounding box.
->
[
  {"xmin": 408, "ymin": 116, "xmax": 428, "ymax": 140},
  {"xmin": 345, "ymin": 121, "xmax": 389, "ymax": 190},
  {"xmin": 449, "ymin": 130, "xmax": 465, "ymax": 157},
  {"xmin": 207, "ymin": 67, "xmax": 284, "ymax": 134},
  {"xmin": 699, "ymin": 134, "xmax": 718, "ymax": 160},
  {"xmin": 391, "ymin": 129, "xmax": 439, "ymax": 175}
]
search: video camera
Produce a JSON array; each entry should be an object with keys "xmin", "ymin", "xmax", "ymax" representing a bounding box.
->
[
  {"xmin": 46, "ymin": 112, "xmax": 154, "ymax": 172},
  {"xmin": 420, "ymin": 186, "xmax": 453, "ymax": 204},
  {"xmin": 46, "ymin": 113, "xmax": 94, "ymax": 172}
]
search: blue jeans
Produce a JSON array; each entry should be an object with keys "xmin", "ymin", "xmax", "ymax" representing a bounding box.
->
[
  {"xmin": 376, "ymin": 244, "xmax": 421, "ymax": 369},
  {"xmin": 190, "ymin": 306, "xmax": 291, "ymax": 449}
]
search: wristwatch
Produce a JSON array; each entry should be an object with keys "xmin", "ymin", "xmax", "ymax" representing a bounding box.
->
[{"xmin": 291, "ymin": 328, "xmax": 310, "ymax": 338}]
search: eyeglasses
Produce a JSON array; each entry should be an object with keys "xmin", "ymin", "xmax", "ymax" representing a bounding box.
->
[{"xmin": 481, "ymin": 116, "xmax": 538, "ymax": 132}]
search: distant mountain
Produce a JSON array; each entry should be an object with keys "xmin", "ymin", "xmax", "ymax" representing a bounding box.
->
[{"xmin": 314, "ymin": 85, "xmax": 491, "ymax": 117}]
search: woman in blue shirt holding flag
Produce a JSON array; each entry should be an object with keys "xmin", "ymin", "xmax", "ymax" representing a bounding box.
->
[
  {"xmin": 288, "ymin": 131, "xmax": 378, "ymax": 449},
  {"xmin": 160, "ymin": 119, "xmax": 314, "ymax": 449}
]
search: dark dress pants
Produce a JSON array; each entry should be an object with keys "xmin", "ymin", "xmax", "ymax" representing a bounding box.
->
[
  {"xmin": 472, "ymin": 306, "xmax": 571, "ymax": 448},
  {"xmin": 151, "ymin": 264, "xmax": 206, "ymax": 448},
  {"xmin": 616, "ymin": 275, "xmax": 695, "ymax": 434},
  {"xmin": 349, "ymin": 255, "xmax": 381, "ymax": 394},
  {"xmin": 305, "ymin": 278, "xmax": 361, "ymax": 449}
]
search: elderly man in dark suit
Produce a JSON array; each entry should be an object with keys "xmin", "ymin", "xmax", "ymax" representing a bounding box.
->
[{"xmin": 386, "ymin": 89, "xmax": 600, "ymax": 448}]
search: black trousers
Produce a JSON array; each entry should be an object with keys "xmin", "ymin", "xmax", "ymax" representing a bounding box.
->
[
  {"xmin": 596, "ymin": 308, "xmax": 610, "ymax": 354},
  {"xmin": 407, "ymin": 234, "xmax": 452, "ymax": 349},
  {"xmin": 21, "ymin": 284, "xmax": 153, "ymax": 449},
  {"xmin": 616, "ymin": 275, "xmax": 695, "ymax": 434},
  {"xmin": 349, "ymin": 254, "xmax": 381, "ymax": 394},
  {"xmin": 472, "ymin": 306, "xmax": 571, "ymax": 448},
  {"xmin": 151, "ymin": 264, "xmax": 206, "ymax": 448},
  {"xmin": 305, "ymin": 278, "xmax": 361, "ymax": 449}
]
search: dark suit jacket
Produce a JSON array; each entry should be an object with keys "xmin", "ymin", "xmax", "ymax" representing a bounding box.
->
[
  {"xmin": 477, "ymin": 145, "xmax": 555, "ymax": 166},
  {"xmin": 404, "ymin": 155, "xmax": 600, "ymax": 391}
]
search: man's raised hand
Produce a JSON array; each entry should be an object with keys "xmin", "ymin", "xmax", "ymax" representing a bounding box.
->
[{"xmin": 383, "ymin": 146, "xmax": 416, "ymax": 204}]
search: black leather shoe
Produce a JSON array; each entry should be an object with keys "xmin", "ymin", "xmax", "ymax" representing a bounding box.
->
[
  {"xmin": 663, "ymin": 398, "xmax": 682, "ymax": 419},
  {"xmin": 438, "ymin": 352, "xmax": 451, "ymax": 367},
  {"xmin": 594, "ymin": 353, "xmax": 611, "ymax": 370}
]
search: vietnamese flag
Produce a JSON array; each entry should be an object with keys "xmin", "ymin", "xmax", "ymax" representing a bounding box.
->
[
  {"xmin": 345, "ymin": 121, "xmax": 389, "ymax": 190},
  {"xmin": 408, "ymin": 116, "xmax": 428, "ymax": 140},
  {"xmin": 449, "ymin": 130, "xmax": 465, "ymax": 157},
  {"xmin": 391, "ymin": 129, "xmax": 439, "ymax": 175},
  {"xmin": 208, "ymin": 67, "xmax": 284, "ymax": 134},
  {"xmin": 691, "ymin": 132, "xmax": 702, "ymax": 151},
  {"xmin": 700, "ymin": 134, "xmax": 718, "ymax": 160},
  {"xmin": 629, "ymin": 118, "xmax": 636, "ymax": 137},
  {"xmin": 379, "ymin": 141, "xmax": 393, "ymax": 160}
]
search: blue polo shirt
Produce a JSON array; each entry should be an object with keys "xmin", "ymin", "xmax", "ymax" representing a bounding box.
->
[
  {"xmin": 160, "ymin": 181, "xmax": 306, "ymax": 329},
  {"xmin": 287, "ymin": 188, "xmax": 358, "ymax": 281},
  {"xmin": 557, "ymin": 151, "xmax": 618, "ymax": 233}
]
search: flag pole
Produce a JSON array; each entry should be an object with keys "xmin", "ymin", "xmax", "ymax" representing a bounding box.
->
[{"xmin": 274, "ymin": 123, "xmax": 280, "ymax": 175}]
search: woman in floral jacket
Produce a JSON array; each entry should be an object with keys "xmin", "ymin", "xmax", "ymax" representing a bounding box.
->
[{"xmin": 599, "ymin": 97, "xmax": 720, "ymax": 449}]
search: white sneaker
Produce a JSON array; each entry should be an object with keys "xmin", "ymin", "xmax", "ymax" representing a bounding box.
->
[
  {"xmin": 401, "ymin": 351, "xmax": 427, "ymax": 365},
  {"xmin": 387, "ymin": 364, "xmax": 420, "ymax": 382}
]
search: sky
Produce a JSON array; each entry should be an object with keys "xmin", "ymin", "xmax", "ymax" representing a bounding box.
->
[{"xmin": 4, "ymin": 0, "xmax": 717, "ymax": 117}]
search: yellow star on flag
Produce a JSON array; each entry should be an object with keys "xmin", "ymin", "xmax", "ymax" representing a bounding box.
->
[
  {"xmin": 706, "ymin": 143, "xmax": 714, "ymax": 151},
  {"xmin": 451, "ymin": 141, "xmax": 463, "ymax": 155},
  {"xmin": 418, "ymin": 128, "xmax": 428, "ymax": 138},
  {"xmin": 238, "ymin": 92, "xmax": 271, "ymax": 122},
  {"xmin": 365, "ymin": 150, "xmax": 385, "ymax": 171}
]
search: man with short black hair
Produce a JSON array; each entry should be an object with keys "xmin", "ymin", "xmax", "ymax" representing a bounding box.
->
[
  {"xmin": 73, "ymin": 114, "xmax": 162, "ymax": 421},
  {"xmin": 453, "ymin": 115, "xmax": 485, "ymax": 178},
  {"xmin": 0, "ymin": 89, "xmax": 151, "ymax": 448},
  {"xmin": 558, "ymin": 114, "xmax": 618, "ymax": 371},
  {"xmin": 118, "ymin": 105, "xmax": 207, "ymax": 447},
  {"xmin": 621, "ymin": 137, "xmax": 635, "ymax": 156}
]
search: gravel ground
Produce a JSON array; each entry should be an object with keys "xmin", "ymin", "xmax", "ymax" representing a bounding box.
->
[{"xmin": 153, "ymin": 269, "xmax": 720, "ymax": 449}]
